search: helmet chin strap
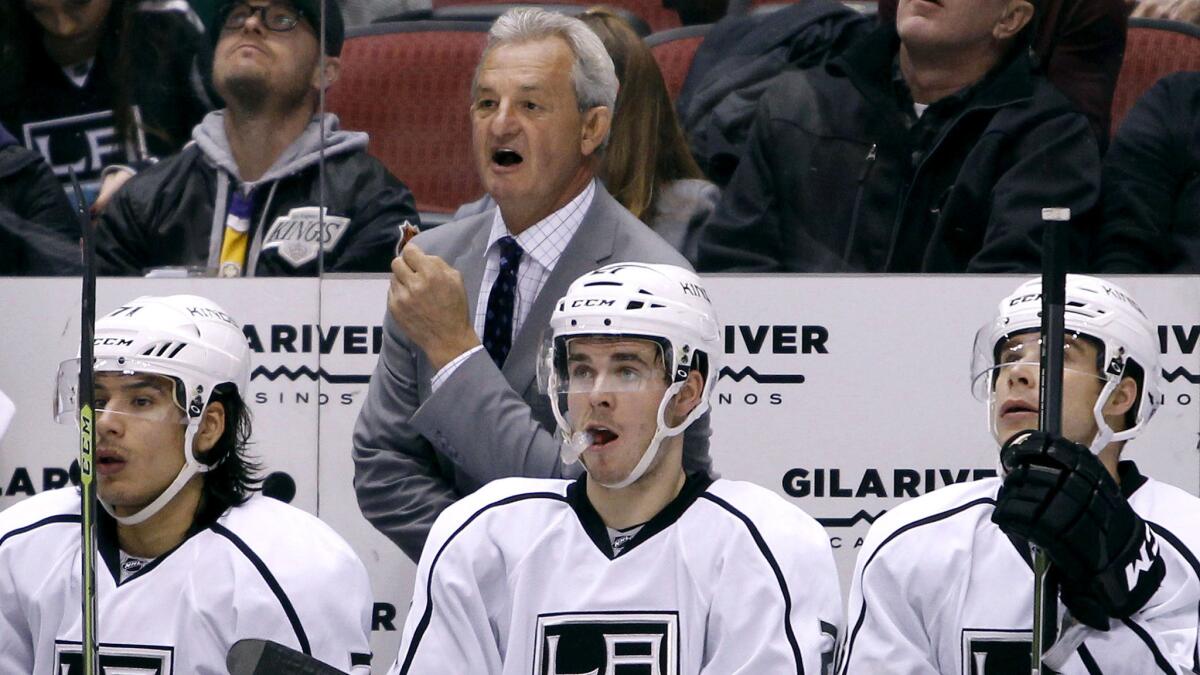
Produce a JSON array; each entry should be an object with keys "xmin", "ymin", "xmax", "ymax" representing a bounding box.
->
[
  {"xmin": 100, "ymin": 420, "xmax": 214, "ymax": 526},
  {"xmin": 592, "ymin": 380, "xmax": 710, "ymax": 490}
]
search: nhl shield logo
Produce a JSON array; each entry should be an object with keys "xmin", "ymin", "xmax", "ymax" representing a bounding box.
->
[
  {"xmin": 533, "ymin": 611, "xmax": 679, "ymax": 675},
  {"xmin": 961, "ymin": 629, "xmax": 1032, "ymax": 674},
  {"xmin": 262, "ymin": 207, "xmax": 352, "ymax": 268},
  {"xmin": 55, "ymin": 640, "xmax": 174, "ymax": 674}
]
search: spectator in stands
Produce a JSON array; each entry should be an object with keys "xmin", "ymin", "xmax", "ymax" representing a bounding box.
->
[
  {"xmin": 456, "ymin": 7, "xmax": 720, "ymax": 262},
  {"xmin": 580, "ymin": 8, "xmax": 719, "ymax": 262},
  {"xmin": 0, "ymin": 123, "xmax": 81, "ymax": 275},
  {"xmin": 1095, "ymin": 71, "xmax": 1200, "ymax": 272},
  {"xmin": 1132, "ymin": 0, "xmax": 1200, "ymax": 23},
  {"xmin": 352, "ymin": 8, "xmax": 710, "ymax": 561},
  {"xmin": 97, "ymin": 0, "xmax": 419, "ymax": 277},
  {"xmin": 878, "ymin": 0, "xmax": 1129, "ymax": 145},
  {"xmin": 696, "ymin": 0, "xmax": 1101, "ymax": 273},
  {"xmin": 0, "ymin": 0, "xmax": 213, "ymax": 212}
]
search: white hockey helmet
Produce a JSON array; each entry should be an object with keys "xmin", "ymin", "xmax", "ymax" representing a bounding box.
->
[
  {"xmin": 541, "ymin": 263, "xmax": 721, "ymax": 488},
  {"xmin": 55, "ymin": 295, "xmax": 251, "ymax": 525},
  {"xmin": 970, "ymin": 275, "xmax": 1161, "ymax": 453}
]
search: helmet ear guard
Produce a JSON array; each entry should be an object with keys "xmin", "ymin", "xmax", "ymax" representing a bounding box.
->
[{"xmin": 545, "ymin": 264, "xmax": 721, "ymax": 488}]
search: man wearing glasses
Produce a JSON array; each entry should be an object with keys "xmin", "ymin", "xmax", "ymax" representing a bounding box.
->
[{"xmin": 96, "ymin": 0, "xmax": 419, "ymax": 277}]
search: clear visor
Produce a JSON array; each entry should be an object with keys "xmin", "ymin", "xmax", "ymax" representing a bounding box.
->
[
  {"xmin": 539, "ymin": 336, "xmax": 670, "ymax": 435},
  {"xmin": 54, "ymin": 358, "xmax": 187, "ymax": 425},
  {"xmin": 970, "ymin": 326, "xmax": 1106, "ymax": 401}
]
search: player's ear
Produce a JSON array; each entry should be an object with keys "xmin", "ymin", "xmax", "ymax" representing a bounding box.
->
[
  {"xmin": 668, "ymin": 370, "xmax": 704, "ymax": 426},
  {"xmin": 1102, "ymin": 376, "xmax": 1138, "ymax": 419},
  {"xmin": 193, "ymin": 401, "xmax": 226, "ymax": 456}
]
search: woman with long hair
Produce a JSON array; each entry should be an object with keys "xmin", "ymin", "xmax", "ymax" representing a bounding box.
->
[
  {"xmin": 455, "ymin": 7, "xmax": 719, "ymax": 262},
  {"xmin": 0, "ymin": 0, "xmax": 212, "ymax": 208}
]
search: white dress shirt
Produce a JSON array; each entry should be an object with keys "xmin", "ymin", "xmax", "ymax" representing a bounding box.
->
[{"xmin": 432, "ymin": 180, "xmax": 596, "ymax": 390}]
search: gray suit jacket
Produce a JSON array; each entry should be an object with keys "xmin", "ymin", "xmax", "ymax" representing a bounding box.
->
[{"xmin": 352, "ymin": 183, "xmax": 714, "ymax": 560}]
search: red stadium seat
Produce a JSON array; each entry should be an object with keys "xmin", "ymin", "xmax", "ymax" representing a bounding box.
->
[
  {"xmin": 646, "ymin": 24, "xmax": 711, "ymax": 102},
  {"xmin": 1111, "ymin": 18, "xmax": 1200, "ymax": 137},
  {"xmin": 429, "ymin": 0, "xmax": 682, "ymax": 32},
  {"xmin": 327, "ymin": 22, "xmax": 490, "ymax": 216}
]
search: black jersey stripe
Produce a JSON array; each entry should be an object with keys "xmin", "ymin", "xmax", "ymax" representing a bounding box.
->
[
  {"xmin": 1078, "ymin": 643, "xmax": 1102, "ymax": 674},
  {"xmin": 1147, "ymin": 522, "xmax": 1200, "ymax": 670},
  {"xmin": 0, "ymin": 513, "xmax": 80, "ymax": 549},
  {"xmin": 211, "ymin": 523, "xmax": 311, "ymax": 656},
  {"xmin": 839, "ymin": 496, "xmax": 996, "ymax": 673},
  {"xmin": 1121, "ymin": 617, "xmax": 1176, "ymax": 674},
  {"xmin": 398, "ymin": 491, "xmax": 568, "ymax": 675},
  {"xmin": 700, "ymin": 492, "xmax": 806, "ymax": 675}
]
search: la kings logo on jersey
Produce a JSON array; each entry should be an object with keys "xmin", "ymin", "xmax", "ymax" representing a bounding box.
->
[
  {"xmin": 961, "ymin": 629, "xmax": 1033, "ymax": 674},
  {"xmin": 533, "ymin": 611, "xmax": 679, "ymax": 675},
  {"xmin": 55, "ymin": 640, "xmax": 174, "ymax": 674}
]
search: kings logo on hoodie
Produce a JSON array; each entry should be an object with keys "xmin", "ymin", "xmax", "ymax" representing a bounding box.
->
[{"xmin": 262, "ymin": 207, "xmax": 352, "ymax": 267}]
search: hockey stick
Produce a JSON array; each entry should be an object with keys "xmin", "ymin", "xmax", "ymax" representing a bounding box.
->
[
  {"xmin": 1031, "ymin": 207, "xmax": 1070, "ymax": 675},
  {"xmin": 227, "ymin": 639, "xmax": 347, "ymax": 674},
  {"xmin": 68, "ymin": 167, "xmax": 100, "ymax": 675}
]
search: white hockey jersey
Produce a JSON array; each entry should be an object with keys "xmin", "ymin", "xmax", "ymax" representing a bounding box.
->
[
  {"xmin": 838, "ymin": 461, "xmax": 1200, "ymax": 675},
  {"xmin": 389, "ymin": 474, "xmax": 843, "ymax": 675},
  {"xmin": 0, "ymin": 487, "xmax": 374, "ymax": 674}
]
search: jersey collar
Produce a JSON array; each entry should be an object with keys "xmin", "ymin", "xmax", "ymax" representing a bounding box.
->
[{"xmin": 566, "ymin": 472, "xmax": 714, "ymax": 560}]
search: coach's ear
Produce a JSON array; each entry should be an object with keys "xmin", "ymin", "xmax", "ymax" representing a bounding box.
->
[
  {"xmin": 193, "ymin": 401, "xmax": 226, "ymax": 456},
  {"xmin": 667, "ymin": 370, "xmax": 704, "ymax": 426}
]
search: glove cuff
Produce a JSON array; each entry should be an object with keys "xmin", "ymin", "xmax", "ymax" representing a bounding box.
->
[{"xmin": 1094, "ymin": 522, "xmax": 1165, "ymax": 618}]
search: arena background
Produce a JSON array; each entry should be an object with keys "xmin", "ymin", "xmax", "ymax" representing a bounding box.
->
[{"xmin": 1, "ymin": 275, "xmax": 1196, "ymax": 664}]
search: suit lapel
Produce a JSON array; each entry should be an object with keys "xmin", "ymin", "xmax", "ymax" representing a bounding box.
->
[
  {"xmin": 503, "ymin": 186, "xmax": 621, "ymax": 394},
  {"xmin": 451, "ymin": 216, "xmax": 493, "ymax": 318}
]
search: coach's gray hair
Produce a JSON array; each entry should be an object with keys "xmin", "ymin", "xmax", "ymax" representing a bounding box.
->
[{"xmin": 476, "ymin": 7, "xmax": 619, "ymax": 114}]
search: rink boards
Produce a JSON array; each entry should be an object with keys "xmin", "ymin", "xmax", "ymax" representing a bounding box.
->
[{"xmin": 1, "ymin": 275, "xmax": 1197, "ymax": 663}]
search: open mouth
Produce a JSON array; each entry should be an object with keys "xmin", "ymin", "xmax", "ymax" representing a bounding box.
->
[
  {"xmin": 586, "ymin": 426, "xmax": 619, "ymax": 448},
  {"xmin": 492, "ymin": 148, "xmax": 523, "ymax": 167},
  {"xmin": 97, "ymin": 450, "xmax": 127, "ymax": 474}
]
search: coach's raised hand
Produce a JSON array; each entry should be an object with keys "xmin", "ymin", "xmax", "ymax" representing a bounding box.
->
[{"xmin": 388, "ymin": 243, "xmax": 481, "ymax": 371}]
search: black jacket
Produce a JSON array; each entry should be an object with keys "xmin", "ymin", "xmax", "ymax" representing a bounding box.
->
[
  {"xmin": 0, "ymin": 4, "xmax": 211, "ymax": 196},
  {"xmin": 0, "ymin": 126, "xmax": 81, "ymax": 275},
  {"xmin": 1097, "ymin": 71, "xmax": 1200, "ymax": 273},
  {"xmin": 97, "ymin": 113, "xmax": 419, "ymax": 276},
  {"xmin": 676, "ymin": 0, "xmax": 872, "ymax": 186},
  {"xmin": 696, "ymin": 26, "xmax": 1101, "ymax": 273}
]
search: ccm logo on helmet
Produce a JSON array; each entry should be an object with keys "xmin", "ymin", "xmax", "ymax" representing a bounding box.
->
[
  {"xmin": 569, "ymin": 299, "xmax": 616, "ymax": 308},
  {"xmin": 94, "ymin": 338, "xmax": 133, "ymax": 346}
]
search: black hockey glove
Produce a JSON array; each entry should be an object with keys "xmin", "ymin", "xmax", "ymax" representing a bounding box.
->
[{"xmin": 992, "ymin": 431, "xmax": 1165, "ymax": 630}]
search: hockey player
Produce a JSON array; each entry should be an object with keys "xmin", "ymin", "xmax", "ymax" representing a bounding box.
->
[
  {"xmin": 0, "ymin": 294, "xmax": 373, "ymax": 673},
  {"xmin": 388, "ymin": 263, "xmax": 843, "ymax": 675},
  {"xmin": 838, "ymin": 275, "xmax": 1200, "ymax": 674}
]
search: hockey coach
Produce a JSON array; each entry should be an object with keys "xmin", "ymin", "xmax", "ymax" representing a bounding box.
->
[
  {"xmin": 838, "ymin": 275, "xmax": 1200, "ymax": 674},
  {"xmin": 387, "ymin": 263, "xmax": 843, "ymax": 674},
  {"xmin": 0, "ymin": 295, "xmax": 373, "ymax": 673}
]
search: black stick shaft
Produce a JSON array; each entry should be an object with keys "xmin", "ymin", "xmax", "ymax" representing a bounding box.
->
[
  {"xmin": 69, "ymin": 168, "xmax": 100, "ymax": 675},
  {"xmin": 1033, "ymin": 208, "xmax": 1069, "ymax": 673}
]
